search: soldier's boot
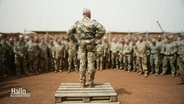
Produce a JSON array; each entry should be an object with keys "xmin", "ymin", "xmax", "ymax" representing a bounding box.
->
[
  {"xmin": 144, "ymin": 71, "xmax": 148, "ymax": 78},
  {"xmin": 80, "ymin": 82, "xmax": 85, "ymax": 88},
  {"xmin": 171, "ymin": 74, "xmax": 175, "ymax": 78},
  {"xmin": 155, "ymin": 72, "xmax": 159, "ymax": 76},
  {"xmin": 138, "ymin": 71, "xmax": 142, "ymax": 75},
  {"xmin": 177, "ymin": 78, "xmax": 184, "ymax": 85},
  {"xmin": 88, "ymin": 82, "xmax": 94, "ymax": 88},
  {"xmin": 160, "ymin": 72, "xmax": 166, "ymax": 76},
  {"xmin": 68, "ymin": 69, "xmax": 71, "ymax": 73}
]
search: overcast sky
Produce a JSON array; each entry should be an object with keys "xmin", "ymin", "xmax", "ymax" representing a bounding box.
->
[{"xmin": 0, "ymin": 0, "xmax": 184, "ymax": 33}]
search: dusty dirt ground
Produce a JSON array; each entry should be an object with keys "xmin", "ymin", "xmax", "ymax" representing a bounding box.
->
[{"xmin": 0, "ymin": 69, "xmax": 184, "ymax": 104}]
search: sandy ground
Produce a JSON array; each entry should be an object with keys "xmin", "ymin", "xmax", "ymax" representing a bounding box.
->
[{"xmin": 0, "ymin": 69, "xmax": 184, "ymax": 104}]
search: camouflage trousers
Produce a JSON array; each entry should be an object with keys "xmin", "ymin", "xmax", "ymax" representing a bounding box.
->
[
  {"xmin": 111, "ymin": 53, "xmax": 117, "ymax": 68},
  {"xmin": 118, "ymin": 55, "xmax": 124, "ymax": 69},
  {"xmin": 79, "ymin": 43, "xmax": 96, "ymax": 84},
  {"xmin": 68, "ymin": 55, "xmax": 78, "ymax": 72},
  {"xmin": 162, "ymin": 55, "xmax": 176, "ymax": 75},
  {"xmin": 137, "ymin": 55, "xmax": 148, "ymax": 74},
  {"xmin": 28, "ymin": 53, "xmax": 39, "ymax": 74},
  {"xmin": 150, "ymin": 54, "xmax": 159, "ymax": 73},
  {"xmin": 54, "ymin": 57, "xmax": 64, "ymax": 72},
  {"xmin": 39, "ymin": 55, "xmax": 49, "ymax": 72},
  {"xmin": 0, "ymin": 60, "xmax": 5, "ymax": 77},
  {"xmin": 179, "ymin": 58, "xmax": 184, "ymax": 82},
  {"xmin": 133, "ymin": 56, "xmax": 137, "ymax": 71},
  {"xmin": 96, "ymin": 54, "xmax": 103, "ymax": 70},
  {"xmin": 124, "ymin": 54, "xmax": 132, "ymax": 71},
  {"xmin": 15, "ymin": 56, "xmax": 28, "ymax": 76}
]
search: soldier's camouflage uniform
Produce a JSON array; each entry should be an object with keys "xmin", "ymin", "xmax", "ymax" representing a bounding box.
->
[
  {"xmin": 161, "ymin": 41, "xmax": 177, "ymax": 77},
  {"xmin": 110, "ymin": 42, "xmax": 119, "ymax": 68},
  {"xmin": 102, "ymin": 40, "xmax": 110, "ymax": 69},
  {"xmin": 148, "ymin": 41, "xmax": 160, "ymax": 75},
  {"xmin": 178, "ymin": 40, "xmax": 184, "ymax": 83},
  {"xmin": 0, "ymin": 42, "xmax": 5, "ymax": 78},
  {"xmin": 1, "ymin": 40, "xmax": 13, "ymax": 75},
  {"xmin": 27, "ymin": 41, "xmax": 40, "ymax": 74},
  {"xmin": 39, "ymin": 42, "xmax": 49, "ymax": 72},
  {"xmin": 66, "ymin": 41, "xmax": 78, "ymax": 72},
  {"xmin": 123, "ymin": 43, "xmax": 133, "ymax": 71},
  {"xmin": 14, "ymin": 40, "xmax": 29, "ymax": 76},
  {"xmin": 96, "ymin": 42, "xmax": 104, "ymax": 70},
  {"xmin": 135, "ymin": 40, "xmax": 149, "ymax": 77},
  {"xmin": 68, "ymin": 16, "xmax": 105, "ymax": 85},
  {"xmin": 54, "ymin": 42, "xmax": 65, "ymax": 72}
]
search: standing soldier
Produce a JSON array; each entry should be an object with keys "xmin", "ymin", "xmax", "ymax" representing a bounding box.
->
[
  {"xmin": 178, "ymin": 37, "xmax": 184, "ymax": 84},
  {"xmin": 96, "ymin": 39, "xmax": 104, "ymax": 70},
  {"xmin": 123, "ymin": 39, "xmax": 133, "ymax": 72},
  {"xmin": 135, "ymin": 36, "xmax": 149, "ymax": 77},
  {"xmin": 54, "ymin": 38, "xmax": 65, "ymax": 73},
  {"xmin": 14, "ymin": 35, "xmax": 29, "ymax": 77},
  {"xmin": 0, "ymin": 35, "xmax": 6, "ymax": 79},
  {"xmin": 102, "ymin": 36, "xmax": 110, "ymax": 69},
  {"xmin": 161, "ymin": 35, "xmax": 177, "ymax": 77},
  {"xmin": 66, "ymin": 39, "xmax": 78, "ymax": 72},
  {"xmin": 27, "ymin": 37, "xmax": 40, "ymax": 74},
  {"xmin": 39, "ymin": 38, "xmax": 49, "ymax": 73},
  {"xmin": 174, "ymin": 36, "xmax": 182, "ymax": 76},
  {"xmin": 67, "ymin": 8, "xmax": 106, "ymax": 88},
  {"xmin": 110, "ymin": 38, "xmax": 118, "ymax": 69},
  {"xmin": 1, "ymin": 38, "xmax": 13, "ymax": 75},
  {"xmin": 116, "ymin": 39, "xmax": 124, "ymax": 70},
  {"xmin": 148, "ymin": 39, "xmax": 161, "ymax": 76},
  {"xmin": 132, "ymin": 38, "xmax": 138, "ymax": 72},
  {"xmin": 157, "ymin": 35, "xmax": 164, "ymax": 73}
]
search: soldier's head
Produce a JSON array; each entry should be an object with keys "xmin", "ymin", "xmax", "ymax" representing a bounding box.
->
[
  {"xmin": 34, "ymin": 36, "xmax": 39, "ymax": 43},
  {"xmin": 112, "ymin": 38, "xmax": 117, "ymax": 43},
  {"xmin": 138, "ymin": 36, "xmax": 143, "ymax": 42},
  {"xmin": 157, "ymin": 35, "xmax": 162, "ymax": 41},
  {"xmin": 83, "ymin": 8, "xmax": 91, "ymax": 19},
  {"xmin": 124, "ymin": 39, "xmax": 129, "ymax": 44},
  {"xmin": 19, "ymin": 35, "xmax": 24, "ymax": 41},
  {"xmin": 166, "ymin": 35, "xmax": 173, "ymax": 43},
  {"xmin": 103, "ymin": 36, "xmax": 108, "ymax": 42},
  {"xmin": 151, "ymin": 38, "xmax": 156, "ymax": 45},
  {"xmin": 0, "ymin": 34, "xmax": 2, "ymax": 41}
]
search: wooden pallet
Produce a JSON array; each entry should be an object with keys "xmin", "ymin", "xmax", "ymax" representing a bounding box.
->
[{"xmin": 55, "ymin": 83, "xmax": 120, "ymax": 104}]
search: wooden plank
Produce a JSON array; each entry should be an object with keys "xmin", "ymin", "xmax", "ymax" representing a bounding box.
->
[
  {"xmin": 59, "ymin": 85, "xmax": 112, "ymax": 88},
  {"xmin": 60, "ymin": 83, "xmax": 110, "ymax": 86},
  {"xmin": 55, "ymin": 92, "xmax": 117, "ymax": 97},
  {"xmin": 56, "ymin": 101, "xmax": 121, "ymax": 104},
  {"xmin": 57, "ymin": 87, "xmax": 113, "ymax": 90},
  {"xmin": 56, "ymin": 90, "xmax": 115, "ymax": 93}
]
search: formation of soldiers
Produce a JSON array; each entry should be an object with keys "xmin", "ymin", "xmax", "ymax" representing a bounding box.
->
[
  {"xmin": 0, "ymin": 33, "xmax": 184, "ymax": 84},
  {"xmin": 95, "ymin": 34, "xmax": 184, "ymax": 83},
  {"xmin": 0, "ymin": 34, "xmax": 80, "ymax": 79}
]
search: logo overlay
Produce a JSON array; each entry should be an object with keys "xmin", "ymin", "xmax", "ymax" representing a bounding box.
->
[{"xmin": 10, "ymin": 88, "xmax": 31, "ymax": 97}]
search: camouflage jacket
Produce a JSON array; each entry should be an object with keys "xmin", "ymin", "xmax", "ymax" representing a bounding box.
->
[{"xmin": 67, "ymin": 16, "xmax": 106, "ymax": 44}]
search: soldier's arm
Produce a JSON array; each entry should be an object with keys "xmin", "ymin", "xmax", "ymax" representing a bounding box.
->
[
  {"xmin": 95, "ymin": 22, "xmax": 106, "ymax": 39},
  {"xmin": 67, "ymin": 22, "xmax": 77, "ymax": 41},
  {"xmin": 171, "ymin": 43, "xmax": 177, "ymax": 55}
]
